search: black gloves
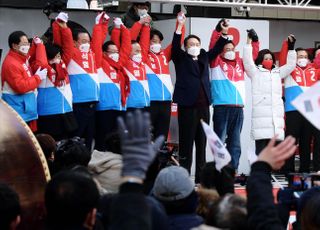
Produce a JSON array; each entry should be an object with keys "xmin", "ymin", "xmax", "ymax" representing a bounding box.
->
[
  {"xmin": 247, "ymin": 29, "xmax": 259, "ymax": 42},
  {"xmin": 215, "ymin": 18, "xmax": 226, "ymax": 32},
  {"xmin": 287, "ymin": 35, "xmax": 296, "ymax": 50}
]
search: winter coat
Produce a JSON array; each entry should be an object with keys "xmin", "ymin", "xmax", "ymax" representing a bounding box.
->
[{"xmin": 243, "ymin": 44, "xmax": 296, "ymax": 140}]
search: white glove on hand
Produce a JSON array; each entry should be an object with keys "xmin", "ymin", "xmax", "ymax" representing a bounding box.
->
[
  {"xmin": 33, "ymin": 36, "xmax": 42, "ymax": 45},
  {"xmin": 95, "ymin": 12, "xmax": 110, "ymax": 24},
  {"xmin": 113, "ymin": 17, "xmax": 123, "ymax": 28},
  {"xmin": 35, "ymin": 68, "xmax": 47, "ymax": 81},
  {"xmin": 55, "ymin": 12, "xmax": 69, "ymax": 23},
  {"xmin": 177, "ymin": 13, "xmax": 185, "ymax": 23}
]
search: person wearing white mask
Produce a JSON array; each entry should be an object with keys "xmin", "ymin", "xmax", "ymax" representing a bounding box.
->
[
  {"xmin": 91, "ymin": 16, "xmax": 131, "ymax": 151},
  {"xmin": 1, "ymin": 31, "xmax": 47, "ymax": 131},
  {"xmin": 123, "ymin": 17, "xmax": 151, "ymax": 112},
  {"xmin": 171, "ymin": 15, "xmax": 229, "ymax": 183},
  {"xmin": 279, "ymin": 41, "xmax": 320, "ymax": 173},
  {"xmin": 53, "ymin": 12, "xmax": 106, "ymax": 150},
  {"xmin": 145, "ymin": 13, "xmax": 186, "ymax": 141},
  {"xmin": 209, "ymin": 19, "xmax": 260, "ymax": 171},
  {"xmin": 120, "ymin": 2, "xmax": 150, "ymax": 29}
]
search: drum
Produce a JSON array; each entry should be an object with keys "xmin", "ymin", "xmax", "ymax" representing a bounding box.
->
[{"xmin": 0, "ymin": 99, "xmax": 50, "ymax": 229}]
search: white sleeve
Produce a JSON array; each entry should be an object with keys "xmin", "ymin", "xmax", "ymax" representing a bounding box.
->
[
  {"xmin": 279, "ymin": 50, "xmax": 297, "ymax": 79},
  {"xmin": 243, "ymin": 44, "xmax": 258, "ymax": 79}
]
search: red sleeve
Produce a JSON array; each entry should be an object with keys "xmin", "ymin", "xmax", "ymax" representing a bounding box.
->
[
  {"xmin": 91, "ymin": 24, "xmax": 108, "ymax": 68},
  {"xmin": 111, "ymin": 27, "xmax": 121, "ymax": 49},
  {"xmin": 27, "ymin": 42, "xmax": 36, "ymax": 67},
  {"xmin": 60, "ymin": 26, "xmax": 74, "ymax": 65},
  {"xmin": 164, "ymin": 23, "xmax": 186, "ymax": 62},
  {"xmin": 313, "ymin": 52, "xmax": 320, "ymax": 69},
  {"xmin": 52, "ymin": 21, "xmax": 62, "ymax": 47},
  {"xmin": 118, "ymin": 25, "xmax": 132, "ymax": 67},
  {"xmin": 140, "ymin": 25, "xmax": 150, "ymax": 63},
  {"xmin": 31, "ymin": 43, "xmax": 48, "ymax": 71},
  {"xmin": 209, "ymin": 30, "xmax": 221, "ymax": 50},
  {"xmin": 279, "ymin": 40, "xmax": 288, "ymax": 67},
  {"xmin": 4, "ymin": 65, "xmax": 41, "ymax": 94},
  {"xmin": 252, "ymin": 41, "xmax": 260, "ymax": 61},
  {"xmin": 130, "ymin": 22, "xmax": 142, "ymax": 41}
]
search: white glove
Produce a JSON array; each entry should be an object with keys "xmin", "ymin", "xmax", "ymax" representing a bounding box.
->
[
  {"xmin": 140, "ymin": 13, "xmax": 150, "ymax": 19},
  {"xmin": 35, "ymin": 68, "xmax": 47, "ymax": 81},
  {"xmin": 55, "ymin": 12, "xmax": 69, "ymax": 23},
  {"xmin": 33, "ymin": 36, "xmax": 42, "ymax": 45},
  {"xmin": 95, "ymin": 12, "xmax": 110, "ymax": 24},
  {"xmin": 113, "ymin": 17, "xmax": 123, "ymax": 28},
  {"xmin": 177, "ymin": 13, "xmax": 185, "ymax": 23}
]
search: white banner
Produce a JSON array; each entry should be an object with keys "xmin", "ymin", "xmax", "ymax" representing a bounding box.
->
[
  {"xmin": 291, "ymin": 81, "xmax": 320, "ymax": 130},
  {"xmin": 201, "ymin": 120, "xmax": 231, "ymax": 171}
]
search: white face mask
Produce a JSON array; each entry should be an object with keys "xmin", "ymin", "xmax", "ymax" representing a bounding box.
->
[
  {"xmin": 49, "ymin": 58, "xmax": 61, "ymax": 65},
  {"xmin": 79, "ymin": 43, "xmax": 90, "ymax": 53},
  {"xmin": 224, "ymin": 51, "xmax": 236, "ymax": 60},
  {"xmin": 132, "ymin": 53, "xmax": 142, "ymax": 63},
  {"xmin": 187, "ymin": 46, "xmax": 201, "ymax": 57},
  {"xmin": 297, "ymin": 58, "xmax": 308, "ymax": 67},
  {"xmin": 150, "ymin": 44, "xmax": 162, "ymax": 54},
  {"xmin": 137, "ymin": 9, "xmax": 148, "ymax": 17},
  {"xmin": 109, "ymin": 53, "xmax": 119, "ymax": 62},
  {"xmin": 19, "ymin": 45, "xmax": 30, "ymax": 55}
]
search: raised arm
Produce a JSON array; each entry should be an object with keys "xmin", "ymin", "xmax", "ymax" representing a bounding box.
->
[
  {"xmin": 91, "ymin": 12, "xmax": 109, "ymax": 69},
  {"xmin": 118, "ymin": 24, "xmax": 132, "ymax": 67},
  {"xmin": 313, "ymin": 50, "xmax": 320, "ymax": 69},
  {"xmin": 243, "ymin": 37, "xmax": 258, "ymax": 79},
  {"xmin": 279, "ymin": 40, "xmax": 288, "ymax": 67},
  {"xmin": 31, "ymin": 37, "xmax": 48, "ymax": 71},
  {"xmin": 140, "ymin": 24, "xmax": 150, "ymax": 63},
  {"xmin": 279, "ymin": 35, "xmax": 297, "ymax": 79},
  {"xmin": 247, "ymin": 137, "xmax": 296, "ymax": 230},
  {"xmin": 162, "ymin": 13, "xmax": 186, "ymax": 62},
  {"xmin": 171, "ymin": 14, "xmax": 186, "ymax": 63}
]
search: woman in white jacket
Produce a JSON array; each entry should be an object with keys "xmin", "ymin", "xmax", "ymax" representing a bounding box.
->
[{"xmin": 243, "ymin": 32, "xmax": 297, "ymax": 155}]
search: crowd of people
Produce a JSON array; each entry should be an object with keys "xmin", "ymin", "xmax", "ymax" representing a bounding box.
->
[{"xmin": 1, "ymin": 1, "xmax": 320, "ymax": 229}]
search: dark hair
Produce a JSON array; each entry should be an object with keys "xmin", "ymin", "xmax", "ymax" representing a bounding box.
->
[
  {"xmin": 72, "ymin": 28, "xmax": 90, "ymax": 42},
  {"xmin": 312, "ymin": 45, "xmax": 320, "ymax": 61},
  {"xmin": 133, "ymin": 1, "xmax": 151, "ymax": 8},
  {"xmin": 206, "ymin": 194, "xmax": 247, "ymax": 230},
  {"xmin": 54, "ymin": 137, "xmax": 91, "ymax": 173},
  {"xmin": 296, "ymin": 47, "xmax": 311, "ymax": 60},
  {"xmin": 150, "ymin": 29, "xmax": 164, "ymax": 42},
  {"xmin": 255, "ymin": 49, "xmax": 276, "ymax": 66},
  {"xmin": 200, "ymin": 162, "xmax": 235, "ymax": 196},
  {"xmin": 184, "ymin": 35, "xmax": 201, "ymax": 47},
  {"xmin": 0, "ymin": 183, "xmax": 21, "ymax": 230},
  {"xmin": 224, "ymin": 40, "xmax": 235, "ymax": 48},
  {"xmin": 102, "ymin": 40, "xmax": 116, "ymax": 52},
  {"xmin": 45, "ymin": 171, "xmax": 99, "ymax": 229},
  {"xmin": 45, "ymin": 43, "xmax": 62, "ymax": 60},
  {"xmin": 8, "ymin": 31, "xmax": 27, "ymax": 48},
  {"xmin": 131, "ymin": 40, "xmax": 139, "ymax": 45},
  {"xmin": 301, "ymin": 194, "xmax": 320, "ymax": 230}
]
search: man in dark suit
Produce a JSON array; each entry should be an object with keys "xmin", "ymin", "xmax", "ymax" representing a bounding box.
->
[{"xmin": 172, "ymin": 15, "xmax": 229, "ymax": 182}]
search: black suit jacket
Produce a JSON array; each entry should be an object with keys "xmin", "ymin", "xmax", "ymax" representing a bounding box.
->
[{"xmin": 171, "ymin": 32, "xmax": 228, "ymax": 107}]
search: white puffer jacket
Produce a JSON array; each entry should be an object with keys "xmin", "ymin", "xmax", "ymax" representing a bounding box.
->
[{"xmin": 243, "ymin": 44, "xmax": 296, "ymax": 140}]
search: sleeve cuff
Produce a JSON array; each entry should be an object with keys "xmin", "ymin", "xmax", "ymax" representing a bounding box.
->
[{"xmin": 251, "ymin": 161, "xmax": 272, "ymax": 173}]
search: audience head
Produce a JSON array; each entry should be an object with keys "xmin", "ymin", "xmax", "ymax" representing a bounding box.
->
[
  {"xmin": 45, "ymin": 170, "xmax": 100, "ymax": 229},
  {"xmin": 72, "ymin": 28, "xmax": 91, "ymax": 52},
  {"xmin": 200, "ymin": 162, "xmax": 235, "ymax": 196},
  {"xmin": 36, "ymin": 134, "xmax": 56, "ymax": 161},
  {"xmin": 102, "ymin": 41, "xmax": 119, "ymax": 62},
  {"xmin": 8, "ymin": 31, "xmax": 29, "ymax": 56},
  {"xmin": 0, "ymin": 183, "xmax": 21, "ymax": 230},
  {"xmin": 54, "ymin": 137, "xmax": 91, "ymax": 173},
  {"xmin": 206, "ymin": 194, "xmax": 247, "ymax": 230},
  {"xmin": 152, "ymin": 166, "xmax": 198, "ymax": 214},
  {"xmin": 255, "ymin": 49, "xmax": 276, "ymax": 70},
  {"xmin": 196, "ymin": 188, "xmax": 219, "ymax": 219},
  {"xmin": 222, "ymin": 41, "xmax": 236, "ymax": 61},
  {"xmin": 296, "ymin": 187, "xmax": 320, "ymax": 230}
]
